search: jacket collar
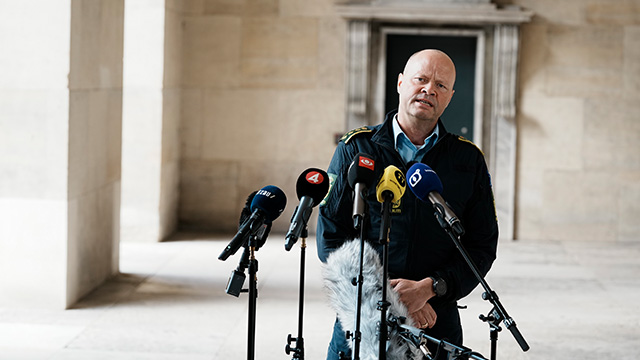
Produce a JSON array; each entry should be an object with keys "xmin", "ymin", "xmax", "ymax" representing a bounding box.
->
[{"xmin": 372, "ymin": 110, "xmax": 449, "ymax": 150}]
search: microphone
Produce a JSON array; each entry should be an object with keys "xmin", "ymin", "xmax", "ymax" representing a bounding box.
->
[
  {"xmin": 347, "ymin": 153, "xmax": 376, "ymax": 229},
  {"xmin": 375, "ymin": 165, "xmax": 406, "ymax": 204},
  {"xmin": 285, "ymin": 168, "xmax": 330, "ymax": 251},
  {"xmin": 218, "ymin": 185, "xmax": 287, "ymax": 261},
  {"xmin": 406, "ymin": 163, "xmax": 465, "ymax": 237},
  {"xmin": 322, "ymin": 240, "xmax": 424, "ymax": 359}
]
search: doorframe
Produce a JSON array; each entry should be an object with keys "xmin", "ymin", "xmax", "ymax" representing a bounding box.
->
[{"xmin": 338, "ymin": 3, "xmax": 532, "ymax": 240}]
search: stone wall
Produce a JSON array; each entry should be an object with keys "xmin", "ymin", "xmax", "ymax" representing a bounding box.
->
[
  {"xmin": 178, "ymin": 0, "xmax": 346, "ymax": 233},
  {"xmin": 496, "ymin": 0, "xmax": 640, "ymax": 241}
]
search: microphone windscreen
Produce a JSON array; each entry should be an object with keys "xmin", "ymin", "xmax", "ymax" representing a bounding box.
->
[
  {"xmin": 250, "ymin": 185, "xmax": 287, "ymax": 222},
  {"xmin": 295, "ymin": 168, "xmax": 330, "ymax": 206},
  {"xmin": 347, "ymin": 153, "xmax": 376, "ymax": 188},
  {"xmin": 375, "ymin": 165, "xmax": 406, "ymax": 203},
  {"xmin": 406, "ymin": 163, "xmax": 444, "ymax": 202}
]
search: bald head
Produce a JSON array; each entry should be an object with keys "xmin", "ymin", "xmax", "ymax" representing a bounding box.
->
[{"xmin": 403, "ymin": 49, "xmax": 456, "ymax": 86}]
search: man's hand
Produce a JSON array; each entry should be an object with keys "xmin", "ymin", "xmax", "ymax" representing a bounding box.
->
[
  {"xmin": 390, "ymin": 278, "xmax": 437, "ymax": 328},
  {"xmin": 412, "ymin": 302, "xmax": 437, "ymax": 329},
  {"xmin": 390, "ymin": 278, "xmax": 435, "ymax": 313}
]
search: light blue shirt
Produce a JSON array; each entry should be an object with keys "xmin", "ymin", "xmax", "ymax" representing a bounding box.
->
[{"xmin": 392, "ymin": 115, "xmax": 439, "ymax": 164}]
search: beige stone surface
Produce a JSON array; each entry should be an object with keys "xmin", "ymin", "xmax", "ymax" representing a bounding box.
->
[
  {"xmin": 0, "ymin": 199, "xmax": 68, "ymax": 309},
  {"xmin": 67, "ymin": 182, "xmax": 120, "ymax": 308},
  {"xmin": 586, "ymin": 1, "xmax": 640, "ymax": 25},
  {"xmin": 280, "ymin": 0, "xmax": 335, "ymax": 16},
  {"xmin": 318, "ymin": 18, "xmax": 348, "ymax": 90},
  {"xmin": 69, "ymin": 0, "xmax": 124, "ymax": 90},
  {"xmin": 164, "ymin": 4, "xmax": 185, "ymax": 88},
  {"xmin": 510, "ymin": 0, "xmax": 640, "ymax": 242},
  {"xmin": 182, "ymin": 16, "xmax": 242, "ymax": 88},
  {"xmin": 517, "ymin": 23, "xmax": 547, "ymax": 95},
  {"xmin": 179, "ymin": 159, "xmax": 242, "ymax": 232},
  {"xmin": 0, "ymin": 90, "xmax": 69, "ymax": 199},
  {"xmin": 582, "ymin": 97, "xmax": 640, "ymax": 171},
  {"xmin": 544, "ymin": 24, "xmax": 624, "ymax": 97},
  {"xmin": 623, "ymin": 25, "xmax": 640, "ymax": 94},
  {"xmin": 242, "ymin": 18, "xmax": 318, "ymax": 59},
  {"xmin": 0, "ymin": 3, "xmax": 71, "ymax": 89},
  {"xmin": 240, "ymin": 18, "xmax": 319, "ymax": 88},
  {"xmin": 160, "ymin": 87, "xmax": 182, "ymax": 240},
  {"xmin": 3, "ymin": 237, "xmax": 640, "ymax": 358},
  {"xmin": 618, "ymin": 171, "xmax": 640, "ymax": 241},
  {"xmin": 68, "ymin": 90, "xmax": 123, "ymax": 198},
  {"xmin": 202, "ymin": 0, "xmax": 279, "ymax": 16},
  {"xmin": 66, "ymin": 0, "xmax": 124, "ymax": 307},
  {"xmin": 541, "ymin": 171, "xmax": 617, "ymax": 241},
  {"xmin": 496, "ymin": 0, "xmax": 587, "ymax": 25},
  {"xmin": 179, "ymin": 89, "xmax": 205, "ymax": 159},
  {"xmin": 517, "ymin": 95, "xmax": 584, "ymax": 171}
]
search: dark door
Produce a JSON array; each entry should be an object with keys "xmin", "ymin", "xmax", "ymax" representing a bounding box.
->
[{"xmin": 385, "ymin": 34, "xmax": 477, "ymax": 140}]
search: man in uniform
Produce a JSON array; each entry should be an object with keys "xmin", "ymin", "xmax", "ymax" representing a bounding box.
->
[{"xmin": 317, "ymin": 49, "xmax": 499, "ymax": 359}]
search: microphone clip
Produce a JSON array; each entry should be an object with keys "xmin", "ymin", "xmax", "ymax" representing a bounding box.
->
[{"xmin": 225, "ymin": 245, "xmax": 251, "ymax": 297}]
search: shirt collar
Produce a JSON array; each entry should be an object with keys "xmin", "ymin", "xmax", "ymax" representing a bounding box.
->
[{"xmin": 392, "ymin": 114, "xmax": 439, "ymax": 151}]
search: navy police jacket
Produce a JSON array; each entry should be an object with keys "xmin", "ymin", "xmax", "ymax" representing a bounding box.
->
[{"xmin": 316, "ymin": 111, "xmax": 499, "ymax": 305}]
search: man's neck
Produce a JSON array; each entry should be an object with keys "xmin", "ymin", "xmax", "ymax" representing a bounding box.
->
[{"xmin": 397, "ymin": 117, "xmax": 437, "ymax": 146}]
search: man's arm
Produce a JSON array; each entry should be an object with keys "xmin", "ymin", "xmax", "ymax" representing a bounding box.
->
[
  {"xmin": 434, "ymin": 154, "xmax": 499, "ymax": 302},
  {"xmin": 316, "ymin": 141, "xmax": 357, "ymax": 262}
]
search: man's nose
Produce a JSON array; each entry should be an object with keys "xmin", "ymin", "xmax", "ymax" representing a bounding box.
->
[{"xmin": 421, "ymin": 82, "xmax": 435, "ymax": 96}]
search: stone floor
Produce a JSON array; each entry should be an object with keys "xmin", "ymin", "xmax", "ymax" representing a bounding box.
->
[{"xmin": 1, "ymin": 234, "xmax": 639, "ymax": 359}]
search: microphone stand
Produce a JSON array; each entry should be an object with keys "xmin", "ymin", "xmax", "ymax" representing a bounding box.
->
[
  {"xmin": 431, "ymin": 204, "xmax": 530, "ymax": 360},
  {"xmin": 347, "ymin": 203, "xmax": 368, "ymax": 360},
  {"xmin": 388, "ymin": 315, "xmax": 489, "ymax": 360},
  {"xmin": 247, "ymin": 234, "xmax": 260, "ymax": 360},
  {"xmin": 285, "ymin": 227, "xmax": 308, "ymax": 359},
  {"xmin": 377, "ymin": 192, "xmax": 394, "ymax": 360}
]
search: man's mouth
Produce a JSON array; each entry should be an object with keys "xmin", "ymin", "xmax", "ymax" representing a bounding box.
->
[{"xmin": 416, "ymin": 98, "xmax": 434, "ymax": 107}]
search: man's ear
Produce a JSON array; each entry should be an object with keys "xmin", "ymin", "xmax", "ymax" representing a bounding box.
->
[{"xmin": 397, "ymin": 73, "xmax": 403, "ymax": 94}]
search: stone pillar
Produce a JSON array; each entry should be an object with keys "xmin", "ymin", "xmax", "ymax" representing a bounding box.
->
[
  {"xmin": 346, "ymin": 20, "xmax": 372, "ymax": 131},
  {"xmin": 121, "ymin": 0, "xmax": 181, "ymax": 242},
  {"xmin": 0, "ymin": 0, "xmax": 124, "ymax": 309},
  {"xmin": 490, "ymin": 24, "xmax": 520, "ymax": 240}
]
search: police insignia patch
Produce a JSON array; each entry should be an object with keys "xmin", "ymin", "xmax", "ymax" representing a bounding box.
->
[
  {"xmin": 319, "ymin": 173, "xmax": 337, "ymax": 206},
  {"xmin": 340, "ymin": 126, "xmax": 373, "ymax": 144}
]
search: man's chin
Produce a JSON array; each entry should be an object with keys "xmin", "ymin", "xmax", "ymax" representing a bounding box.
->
[{"xmin": 410, "ymin": 110, "xmax": 438, "ymax": 124}]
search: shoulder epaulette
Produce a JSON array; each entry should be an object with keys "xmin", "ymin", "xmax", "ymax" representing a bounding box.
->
[
  {"xmin": 340, "ymin": 126, "xmax": 373, "ymax": 144},
  {"xmin": 456, "ymin": 135, "xmax": 485, "ymax": 156}
]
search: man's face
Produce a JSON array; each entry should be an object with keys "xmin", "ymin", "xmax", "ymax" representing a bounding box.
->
[{"xmin": 397, "ymin": 51, "xmax": 456, "ymax": 125}]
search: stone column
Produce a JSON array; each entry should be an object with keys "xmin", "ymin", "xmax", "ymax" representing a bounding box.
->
[
  {"xmin": 0, "ymin": 0, "xmax": 124, "ymax": 309},
  {"xmin": 346, "ymin": 20, "xmax": 372, "ymax": 131},
  {"xmin": 121, "ymin": 0, "xmax": 181, "ymax": 242},
  {"xmin": 490, "ymin": 24, "xmax": 520, "ymax": 240}
]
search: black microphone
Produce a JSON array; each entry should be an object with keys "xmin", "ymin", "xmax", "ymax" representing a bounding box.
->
[
  {"xmin": 406, "ymin": 163, "xmax": 464, "ymax": 237},
  {"xmin": 285, "ymin": 168, "xmax": 330, "ymax": 251},
  {"xmin": 347, "ymin": 153, "xmax": 376, "ymax": 230},
  {"xmin": 218, "ymin": 185, "xmax": 287, "ymax": 261}
]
